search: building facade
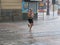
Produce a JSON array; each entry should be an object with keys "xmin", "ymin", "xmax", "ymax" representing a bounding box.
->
[
  {"xmin": 0, "ymin": 0, "xmax": 59, "ymax": 22},
  {"xmin": 0, "ymin": 0, "xmax": 38, "ymax": 22},
  {"xmin": 0, "ymin": 0, "xmax": 22, "ymax": 22}
]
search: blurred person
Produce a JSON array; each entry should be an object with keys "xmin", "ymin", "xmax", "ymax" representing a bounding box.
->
[{"xmin": 28, "ymin": 9, "xmax": 34, "ymax": 31}]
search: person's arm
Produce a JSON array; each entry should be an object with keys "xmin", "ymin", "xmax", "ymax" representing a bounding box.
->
[
  {"xmin": 28, "ymin": 12, "xmax": 31, "ymax": 17},
  {"xmin": 32, "ymin": 12, "xmax": 34, "ymax": 17}
]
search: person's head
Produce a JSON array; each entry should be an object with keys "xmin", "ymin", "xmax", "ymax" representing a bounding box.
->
[{"xmin": 29, "ymin": 9, "xmax": 32, "ymax": 12}]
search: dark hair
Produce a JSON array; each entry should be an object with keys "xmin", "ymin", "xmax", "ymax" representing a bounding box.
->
[
  {"xmin": 29, "ymin": 9, "xmax": 31, "ymax": 10},
  {"xmin": 29, "ymin": 9, "xmax": 32, "ymax": 12}
]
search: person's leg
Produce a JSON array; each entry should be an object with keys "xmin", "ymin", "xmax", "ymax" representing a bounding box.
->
[
  {"xmin": 28, "ymin": 23, "xmax": 30, "ymax": 27},
  {"xmin": 29, "ymin": 19, "xmax": 34, "ymax": 31},
  {"xmin": 28, "ymin": 19, "xmax": 30, "ymax": 27},
  {"xmin": 28, "ymin": 19, "xmax": 33, "ymax": 31}
]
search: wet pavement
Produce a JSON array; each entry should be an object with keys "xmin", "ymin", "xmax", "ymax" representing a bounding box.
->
[{"xmin": 0, "ymin": 15, "xmax": 60, "ymax": 45}]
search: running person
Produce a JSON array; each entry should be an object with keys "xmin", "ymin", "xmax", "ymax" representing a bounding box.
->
[{"xmin": 28, "ymin": 9, "xmax": 34, "ymax": 31}]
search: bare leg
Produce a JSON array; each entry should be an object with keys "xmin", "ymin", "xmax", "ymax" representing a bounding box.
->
[
  {"xmin": 29, "ymin": 24, "xmax": 31, "ymax": 32},
  {"xmin": 28, "ymin": 23, "xmax": 31, "ymax": 32},
  {"xmin": 28, "ymin": 24, "xmax": 30, "ymax": 27},
  {"xmin": 29, "ymin": 23, "xmax": 33, "ymax": 32}
]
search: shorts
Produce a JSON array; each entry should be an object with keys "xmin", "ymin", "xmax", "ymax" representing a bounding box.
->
[{"xmin": 28, "ymin": 19, "xmax": 33, "ymax": 23}]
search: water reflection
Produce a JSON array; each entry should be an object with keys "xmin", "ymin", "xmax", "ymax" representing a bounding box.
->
[
  {"xmin": 29, "ymin": 31, "xmax": 33, "ymax": 39},
  {"xmin": 27, "ymin": 31, "xmax": 49, "ymax": 45},
  {"xmin": 28, "ymin": 31, "xmax": 36, "ymax": 44}
]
